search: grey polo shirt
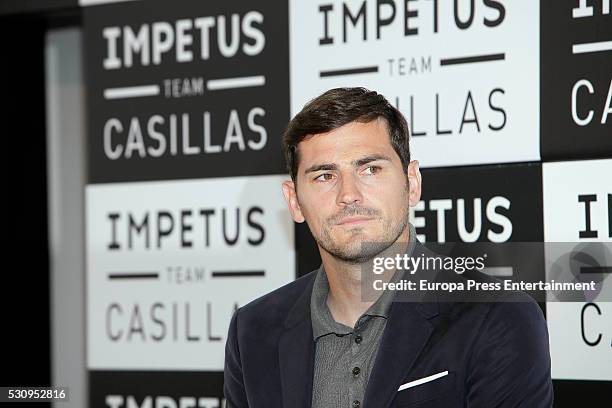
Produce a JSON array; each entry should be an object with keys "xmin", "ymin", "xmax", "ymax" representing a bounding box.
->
[{"xmin": 310, "ymin": 224, "xmax": 417, "ymax": 408}]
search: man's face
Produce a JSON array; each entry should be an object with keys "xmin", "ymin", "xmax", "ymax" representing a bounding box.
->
[{"xmin": 282, "ymin": 118, "xmax": 422, "ymax": 264}]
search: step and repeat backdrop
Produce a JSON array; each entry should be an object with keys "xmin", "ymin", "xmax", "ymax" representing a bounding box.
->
[{"xmin": 81, "ymin": 0, "xmax": 610, "ymax": 406}]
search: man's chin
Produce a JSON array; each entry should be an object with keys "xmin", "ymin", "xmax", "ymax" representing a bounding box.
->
[{"xmin": 326, "ymin": 240, "xmax": 393, "ymax": 264}]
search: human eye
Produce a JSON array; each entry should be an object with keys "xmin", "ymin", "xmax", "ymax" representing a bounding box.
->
[
  {"xmin": 314, "ymin": 173, "xmax": 334, "ymax": 182},
  {"xmin": 362, "ymin": 165, "xmax": 382, "ymax": 175}
]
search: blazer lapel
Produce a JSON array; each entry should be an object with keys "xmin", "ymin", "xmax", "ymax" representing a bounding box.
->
[
  {"xmin": 278, "ymin": 273, "xmax": 316, "ymax": 408},
  {"xmin": 363, "ymin": 300, "xmax": 439, "ymax": 408}
]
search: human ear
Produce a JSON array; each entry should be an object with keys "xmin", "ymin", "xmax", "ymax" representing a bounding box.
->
[
  {"xmin": 281, "ymin": 180, "xmax": 306, "ymax": 223},
  {"xmin": 407, "ymin": 160, "xmax": 422, "ymax": 207}
]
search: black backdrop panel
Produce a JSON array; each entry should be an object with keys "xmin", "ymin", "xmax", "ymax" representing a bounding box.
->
[
  {"xmin": 89, "ymin": 371, "xmax": 224, "ymax": 408},
  {"xmin": 540, "ymin": 1, "xmax": 612, "ymax": 160},
  {"xmin": 84, "ymin": 0, "xmax": 290, "ymax": 183},
  {"xmin": 417, "ymin": 163, "xmax": 544, "ymax": 242}
]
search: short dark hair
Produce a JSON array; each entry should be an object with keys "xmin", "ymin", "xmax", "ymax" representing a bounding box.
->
[{"xmin": 282, "ymin": 87, "xmax": 410, "ymax": 183}]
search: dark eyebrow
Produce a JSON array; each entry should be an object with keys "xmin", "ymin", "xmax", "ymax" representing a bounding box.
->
[
  {"xmin": 352, "ymin": 154, "xmax": 392, "ymax": 167},
  {"xmin": 303, "ymin": 154, "xmax": 392, "ymax": 175},
  {"xmin": 304, "ymin": 163, "xmax": 337, "ymax": 174}
]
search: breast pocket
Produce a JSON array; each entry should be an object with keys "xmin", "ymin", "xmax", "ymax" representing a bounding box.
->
[{"xmin": 392, "ymin": 371, "xmax": 457, "ymax": 407}]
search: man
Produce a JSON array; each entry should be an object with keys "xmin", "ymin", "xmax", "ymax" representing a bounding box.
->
[{"xmin": 223, "ymin": 87, "xmax": 553, "ymax": 407}]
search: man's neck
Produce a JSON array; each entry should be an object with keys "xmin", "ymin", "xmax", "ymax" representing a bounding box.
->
[{"xmin": 320, "ymin": 227, "xmax": 410, "ymax": 328}]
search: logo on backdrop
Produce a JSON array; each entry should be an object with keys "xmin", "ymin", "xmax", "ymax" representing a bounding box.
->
[
  {"xmin": 84, "ymin": 0, "xmax": 290, "ymax": 183},
  {"xmin": 86, "ymin": 175, "xmax": 295, "ymax": 371},
  {"xmin": 540, "ymin": 1, "xmax": 612, "ymax": 160},
  {"xmin": 290, "ymin": 0, "xmax": 539, "ymax": 167},
  {"xmin": 543, "ymin": 159, "xmax": 612, "ymax": 381}
]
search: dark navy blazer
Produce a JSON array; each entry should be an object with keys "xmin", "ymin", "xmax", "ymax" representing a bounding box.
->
[{"xmin": 223, "ymin": 242, "xmax": 554, "ymax": 407}]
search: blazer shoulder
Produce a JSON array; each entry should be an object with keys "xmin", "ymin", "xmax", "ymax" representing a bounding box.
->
[
  {"xmin": 434, "ymin": 265, "xmax": 545, "ymax": 333},
  {"xmin": 463, "ymin": 267, "xmax": 544, "ymax": 316}
]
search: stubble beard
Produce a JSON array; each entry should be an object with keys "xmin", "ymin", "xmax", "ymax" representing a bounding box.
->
[{"xmin": 315, "ymin": 203, "xmax": 410, "ymax": 265}]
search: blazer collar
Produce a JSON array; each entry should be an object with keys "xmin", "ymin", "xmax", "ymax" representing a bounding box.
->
[
  {"xmin": 363, "ymin": 300, "xmax": 439, "ymax": 408},
  {"xmin": 279, "ymin": 269, "xmax": 318, "ymax": 408},
  {"xmin": 284, "ymin": 268, "xmax": 318, "ymax": 329}
]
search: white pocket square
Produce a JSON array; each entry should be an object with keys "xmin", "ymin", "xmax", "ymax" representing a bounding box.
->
[{"xmin": 397, "ymin": 370, "xmax": 449, "ymax": 392}]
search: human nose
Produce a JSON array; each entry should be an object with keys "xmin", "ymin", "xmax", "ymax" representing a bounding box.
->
[{"xmin": 336, "ymin": 173, "xmax": 363, "ymax": 207}]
